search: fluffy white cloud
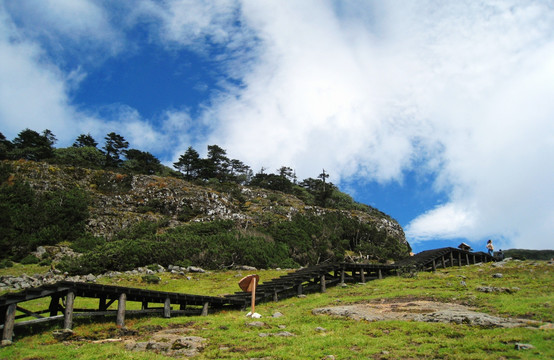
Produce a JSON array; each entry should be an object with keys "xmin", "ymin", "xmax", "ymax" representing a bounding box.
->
[
  {"xmin": 192, "ymin": 1, "xmax": 554, "ymax": 249},
  {"xmin": 0, "ymin": 6, "xmax": 74, "ymax": 139},
  {"xmin": 0, "ymin": 3, "xmax": 172, "ymax": 154},
  {"xmin": 3, "ymin": 0, "xmax": 123, "ymax": 58}
]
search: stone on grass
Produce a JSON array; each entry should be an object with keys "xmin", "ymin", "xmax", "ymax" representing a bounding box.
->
[
  {"xmin": 274, "ymin": 331, "xmax": 295, "ymax": 337},
  {"xmin": 246, "ymin": 321, "xmax": 265, "ymax": 328},
  {"xmin": 52, "ymin": 329, "xmax": 74, "ymax": 341}
]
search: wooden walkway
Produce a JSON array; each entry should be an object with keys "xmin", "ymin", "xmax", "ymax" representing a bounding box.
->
[
  {"xmin": 1, "ymin": 247, "xmax": 494, "ymax": 344},
  {"xmin": 0, "ymin": 281, "xmax": 243, "ymax": 344},
  {"xmin": 226, "ymin": 247, "xmax": 493, "ymax": 305}
]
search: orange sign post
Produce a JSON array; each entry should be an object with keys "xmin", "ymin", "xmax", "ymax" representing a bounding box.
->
[{"xmin": 238, "ymin": 274, "xmax": 259, "ymax": 316}]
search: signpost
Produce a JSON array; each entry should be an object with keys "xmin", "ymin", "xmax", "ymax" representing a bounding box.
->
[{"xmin": 238, "ymin": 274, "xmax": 259, "ymax": 317}]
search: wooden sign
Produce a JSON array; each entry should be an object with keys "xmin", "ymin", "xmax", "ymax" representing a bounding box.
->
[
  {"xmin": 238, "ymin": 274, "xmax": 259, "ymax": 315},
  {"xmin": 238, "ymin": 274, "xmax": 259, "ymax": 293}
]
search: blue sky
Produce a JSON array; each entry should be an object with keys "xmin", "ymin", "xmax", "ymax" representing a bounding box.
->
[{"xmin": 1, "ymin": 1, "xmax": 553, "ymax": 253}]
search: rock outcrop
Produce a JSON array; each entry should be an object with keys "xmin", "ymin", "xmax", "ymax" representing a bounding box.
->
[{"xmin": 312, "ymin": 299, "xmax": 548, "ymax": 328}]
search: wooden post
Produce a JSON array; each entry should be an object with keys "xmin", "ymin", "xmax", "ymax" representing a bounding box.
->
[
  {"xmin": 378, "ymin": 269, "xmax": 382, "ymax": 280},
  {"xmin": 250, "ymin": 277, "xmax": 257, "ymax": 314},
  {"xmin": 273, "ymin": 290, "xmax": 278, "ymax": 302},
  {"xmin": 116, "ymin": 293, "xmax": 126, "ymax": 328},
  {"xmin": 458, "ymin": 253, "xmax": 462, "ymax": 267},
  {"xmin": 2, "ymin": 304, "xmax": 16, "ymax": 344},
  {"xmin": 320, "ymin": 274, "xmax": 326, "ymax": 293},
  {"xmin": 64, "ymin": 291, "xmax": 75, "ymax": 330},
  {"xmin": 340, "ymin": 269, "xmax": 345, "ymax": 284},
  {"xmin": 99, "ymin": 295, "xmax": 107, "ymax": 311},
  {"xmin": 201, "ymin": 302, "xmax": 209, "ymax": 316},
  {"xmin": 360, "ymin": 269, "xmax": 365, "ymax": 283},
  {"xmin": 180, "ymin": 303, "xmax": 186, "ymax": 311},
  {"xmin": 141, "ymin": 301, "xmax": 148, "ymax": 310},
  {"xmin": 473, "ymin": 255, "xmax": 476, "ymax": 264},
  {"xmin": 163, "ymin": 298, "xmax": 171, "ymax": 318},
  {"xmin": 441, "ymin": 256, "xmax": 446, "ymax": 268},
  {"xmin": 49, "ymin": 295, "xmax": 60, "ymax": 316},
  {"xmin": 450, "ymin": 253, "xmax": 454, "ymax": 267},
  {"xmin": 297, "ymin": 283, "xmax": 303, "ymax": 295},
  {"xmin": 465, "ymin": 254, "xmax": 470, "ymax": 265}
]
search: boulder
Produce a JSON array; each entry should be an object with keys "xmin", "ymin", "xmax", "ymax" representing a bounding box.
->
[{"xmin": 187, "ymin": 266, "xmax": 206, "ymax": 273}]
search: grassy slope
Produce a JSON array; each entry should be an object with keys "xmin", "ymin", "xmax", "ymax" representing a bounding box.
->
[{"xmin": 1, "ymin": 260, "xmax": 552, "ymax": 359}]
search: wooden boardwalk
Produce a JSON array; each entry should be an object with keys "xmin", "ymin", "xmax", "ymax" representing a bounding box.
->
[
  {"xmin": 0, "ymin": 281, "xmax": 243, "ymax": 344},
  {"xmin": 1, "ymin": 247, "xmax": 494, "ymax": 344},
  {"xmin": 226, "ymin": 247, "xmax": 493, "ymax": 306}
]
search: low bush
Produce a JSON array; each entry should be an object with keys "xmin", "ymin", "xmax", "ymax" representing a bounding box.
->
[
  {"xmin": 70, "ymin": 234, "xmax": 106, "ymax": 253},
  {"xmin": 0, "ymin": 180, "xmax": 90, "ymax": 260},
  {"xmin": 59, "ymin": 238, "xmax": 187, "ymax": 275},
  {"xmin": 60, "ymin": 220, "xmax": 299, "ymax": 275},
  {"xmin": 142, "ymin": 274, "xmax": 161, "ymax": 284},
  {"xmin": 38, "ymin": 258, "xmax": 52, "ymax": 266},
  {"xmin": 20, "ymin": 254, "xmax": 39, "ymax": 265},
  {"xmin": 0, "ymin": 259, "xmax": 13, "ymax": 269}
]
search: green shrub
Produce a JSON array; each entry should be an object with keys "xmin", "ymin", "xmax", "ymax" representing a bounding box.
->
[
  {"xmin": 114, "ymin": 220, "xmax": 161, "ymax": 241},
  {"xmin": 20, "ymin": 254, "xmax": 39, "ymax": 264},
  {"xmin": 176, "ymin": 205, "xmax": 201, "ymax": 222},
  {"xmin": 39, "ymin": 257, "xmax": 52, "ymax": 266},
  {"xmin": 52, "ymin": 146, "xmax": 104, "ymax": 169},
  {"xmin": 174, "ymin": 259, "xmax": 192, "ymax": 268},
  {"xmin": 61, "ymin": 220, "xmax": 298, "ymax": 275},
  {"xmin": 0, "ymin": 162, "xmax": 13, "ymax": 183},
  {"xmin": 59, "ymin": 237, "xmax": 188, "ymax": 275},
  {"xmin": 146, "ymin": 264, "xmax": 160, "ymax": 271},
  {"xmin": 70, "ymin": 234, "xmax": 106, "ymax": 253},
  {"xmin": 142, "ymin": 274, "xmax": 161, "ymax": 284},
  {"xmin": 0, "ymin": 259, "xmax": 13, "ymax": 268},
  {"xmin": 0, "ymin": 180, "xmax": 90, "ymax": 260}
]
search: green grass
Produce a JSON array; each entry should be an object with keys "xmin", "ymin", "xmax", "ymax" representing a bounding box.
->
[
  {"xmin": 0, "ymin": 263, "xmax": 51, "ymax": 277},
  {"xmin": 1, "ymin": 261, "xmax": 552, "ymax": 359}
]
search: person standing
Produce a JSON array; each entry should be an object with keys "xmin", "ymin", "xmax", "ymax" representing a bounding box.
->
[{"xmin": 486, "ymin": 239, "xmax": 494, "ymax": 256}]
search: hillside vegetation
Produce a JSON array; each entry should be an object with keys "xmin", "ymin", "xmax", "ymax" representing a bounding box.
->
[
  {"xmin": 1, "ymin": 158, "xmax": 408, "ymax": 274},
  {"xmin": 503, "ymin": 249, "xmax": 554, "ymax": 261}
]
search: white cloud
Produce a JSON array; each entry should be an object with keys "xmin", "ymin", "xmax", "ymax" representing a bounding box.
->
[
  {"xmin": 131, "ymin": 0, "xmax": 254, "ymax": 57},
  {"xmin": 4, "ymin": 0, "xmax": 123, "ymax": 59},
  {"xmin": 191, "ymin": 1, "xmax": 554, "ymax": 249},
  {"xmin": 0, "ymin": 6, "xmax": 74, "ymax": 139},
  {"xmin": 405, "ymin": 203, "xmax": 477, "ymax": 241},
  {"xmin": 0, "ymin": 3, "xmax": 164, "ymax": 151}
]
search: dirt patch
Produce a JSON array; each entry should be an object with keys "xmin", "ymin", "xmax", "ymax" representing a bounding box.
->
[
  {"xmin": 55, "ymin": 324, "xmax": 205, "ymax": 358},
  {"xmin": 313, "ymin": 299, "xmax": 547, "ymax": 328},
  {"xmin": 124, "ymin": 327, "xmax": 205, "ymax": 357}
]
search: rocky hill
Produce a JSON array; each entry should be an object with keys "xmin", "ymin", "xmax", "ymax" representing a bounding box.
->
[{"xmin": 2, "ymin": 160, "xmax": 409, "ymax": 269}]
